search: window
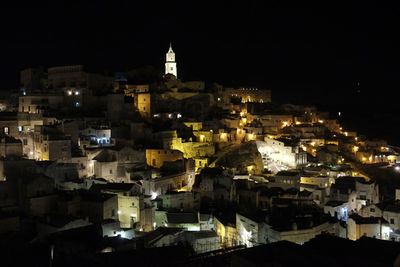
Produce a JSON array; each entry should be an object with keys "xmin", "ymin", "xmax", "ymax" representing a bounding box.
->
[
  {"xmin": 4, "ymin": 127, "xmax": 9, "ymax": 135},
  {"xmin": 23, "ymin": 139, "xmax": 27, "ymax": 146},
  {"xmin": 111, "ymin": 210, "xmax": 115, "ymax": 217},
  {"xmin": 152, "ymin": 159, "xmax": 156, "ymax": 166},
  {"xmin": 370, "ymin": 208, "xmax": 375, "ymax": 212},
  {"xmin": 109, "ymin": 169, "xmax": 113, "ymax": 174},
  {"xmin": 391, "ymin": 218, "xmax": 395, "ymax": 224}
]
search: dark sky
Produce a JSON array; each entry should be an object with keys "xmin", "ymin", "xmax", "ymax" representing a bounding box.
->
[{"xmin": 1, "ymin": 3, "xmax": 400, "ymax": 107}]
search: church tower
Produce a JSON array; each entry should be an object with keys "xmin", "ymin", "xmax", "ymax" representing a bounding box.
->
[{"xmin": 165, "ymin": 43, "xmax": 177, "ymax": 78}]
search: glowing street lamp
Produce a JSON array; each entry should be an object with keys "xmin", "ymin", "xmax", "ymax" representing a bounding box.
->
[
  {"xmin": 247, "ymin": 165, "xmax": 254, "ymax": 174},
  {"xmin": 247, "ymin": 133, "xmax": 255, "ymax": 141},
  {"xmin": 199, "ymin": 134, "xmax": 205, "ymax": 142}
]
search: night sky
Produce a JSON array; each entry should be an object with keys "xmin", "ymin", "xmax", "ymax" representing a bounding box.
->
[{"xmin": 1, "ymin": 3, "xmax": 400, "ymax": 142}]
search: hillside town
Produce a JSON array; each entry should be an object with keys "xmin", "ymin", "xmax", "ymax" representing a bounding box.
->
[{"xmin": 1, "ymin": 44, "xmax": 400, "ymax": 266}]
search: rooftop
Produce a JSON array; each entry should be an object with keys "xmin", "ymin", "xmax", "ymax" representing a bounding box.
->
[
  {"xmin": 167, "ymin": 212, "xmax": 199, "ymax": 224},
  {"xmin": 349, "ymin": 214, "xmax": 387, "ymax": 224},
  {"xmin": 81, "ymin": 192, "xmax": 116, "ymax": 202},
  {"xmin": 90, "ymin": 183, "xmax": 139, "ymax": 193}
]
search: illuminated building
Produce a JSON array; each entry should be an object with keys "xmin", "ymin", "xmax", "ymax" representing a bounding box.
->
[
  {"xmin": 165, "ymin": 43, "xmax": 177, "ymax": 78},
  {"xmin": 145, "ymin": 149, "xmax": 184, "ymax": 169},
  {"xmin": 134, "ymin": 93, "xmax": 151, "ymax": 120},
  {"xmin": 226, "ymin": 87, "xmax": 271, "ymax": 103},
  {"xmin": 91, "ymin": 183, "xmax": 142, "ymax": 228},
  {"xmin": 347, "ymin": 214, "xmax": 390, "ymax": 241}
]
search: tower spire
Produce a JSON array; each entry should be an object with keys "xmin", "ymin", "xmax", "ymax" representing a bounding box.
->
[{"xmin": 165, "ymin": 43, "xmax": 177, "ymax": 78}]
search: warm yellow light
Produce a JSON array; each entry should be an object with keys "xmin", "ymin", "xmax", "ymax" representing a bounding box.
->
[
  {"xmin": 199, "ymin": 135, "xmax": 205, "ymax": 142},
  {"xmin": 344, "ymin": 132, "xmax": 348, "ymax": 136},
  {"xmin": 318, "ymin": 120, "xmax": 324, "ymax": 123},
  {"xmin": 240, "ymin": 112, "xmax": 244, "ymax": 117},
  {"xmin": 296, "ymin": 121, "xmax": 301, "ymax": 125},
  {"xmin": 362, "ymin": 157, "xmax": 367, "ymax": 162},
  {"xmin": 176, "ymin": 188, "xmax": 187, "ymax": 192},
  {"xmin": 311, "ymin": 142, "xmax": 316, "ymax": 146},
  {"xmin": 247, "ymin": 165, "xmax": 254, "ymax": 173},
  {"xmin": 353, "ymin": 146, "xmax": 359, "ymax": 152},
  {"xmin": 301, "ymin": 146, "xmax": 307, "ymax": 151},
  {"xmin": 248, "ymin": 133, "xmax": 254, "ymax": 140},
  {"xmin": 282, "ymin": 121, "xmax": 288, "ymax": 127}
]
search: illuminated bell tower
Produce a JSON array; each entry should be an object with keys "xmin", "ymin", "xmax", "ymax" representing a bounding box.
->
[{"xmin": 165, "ymin": 43, "xmax": 177, "ymax": 78}]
